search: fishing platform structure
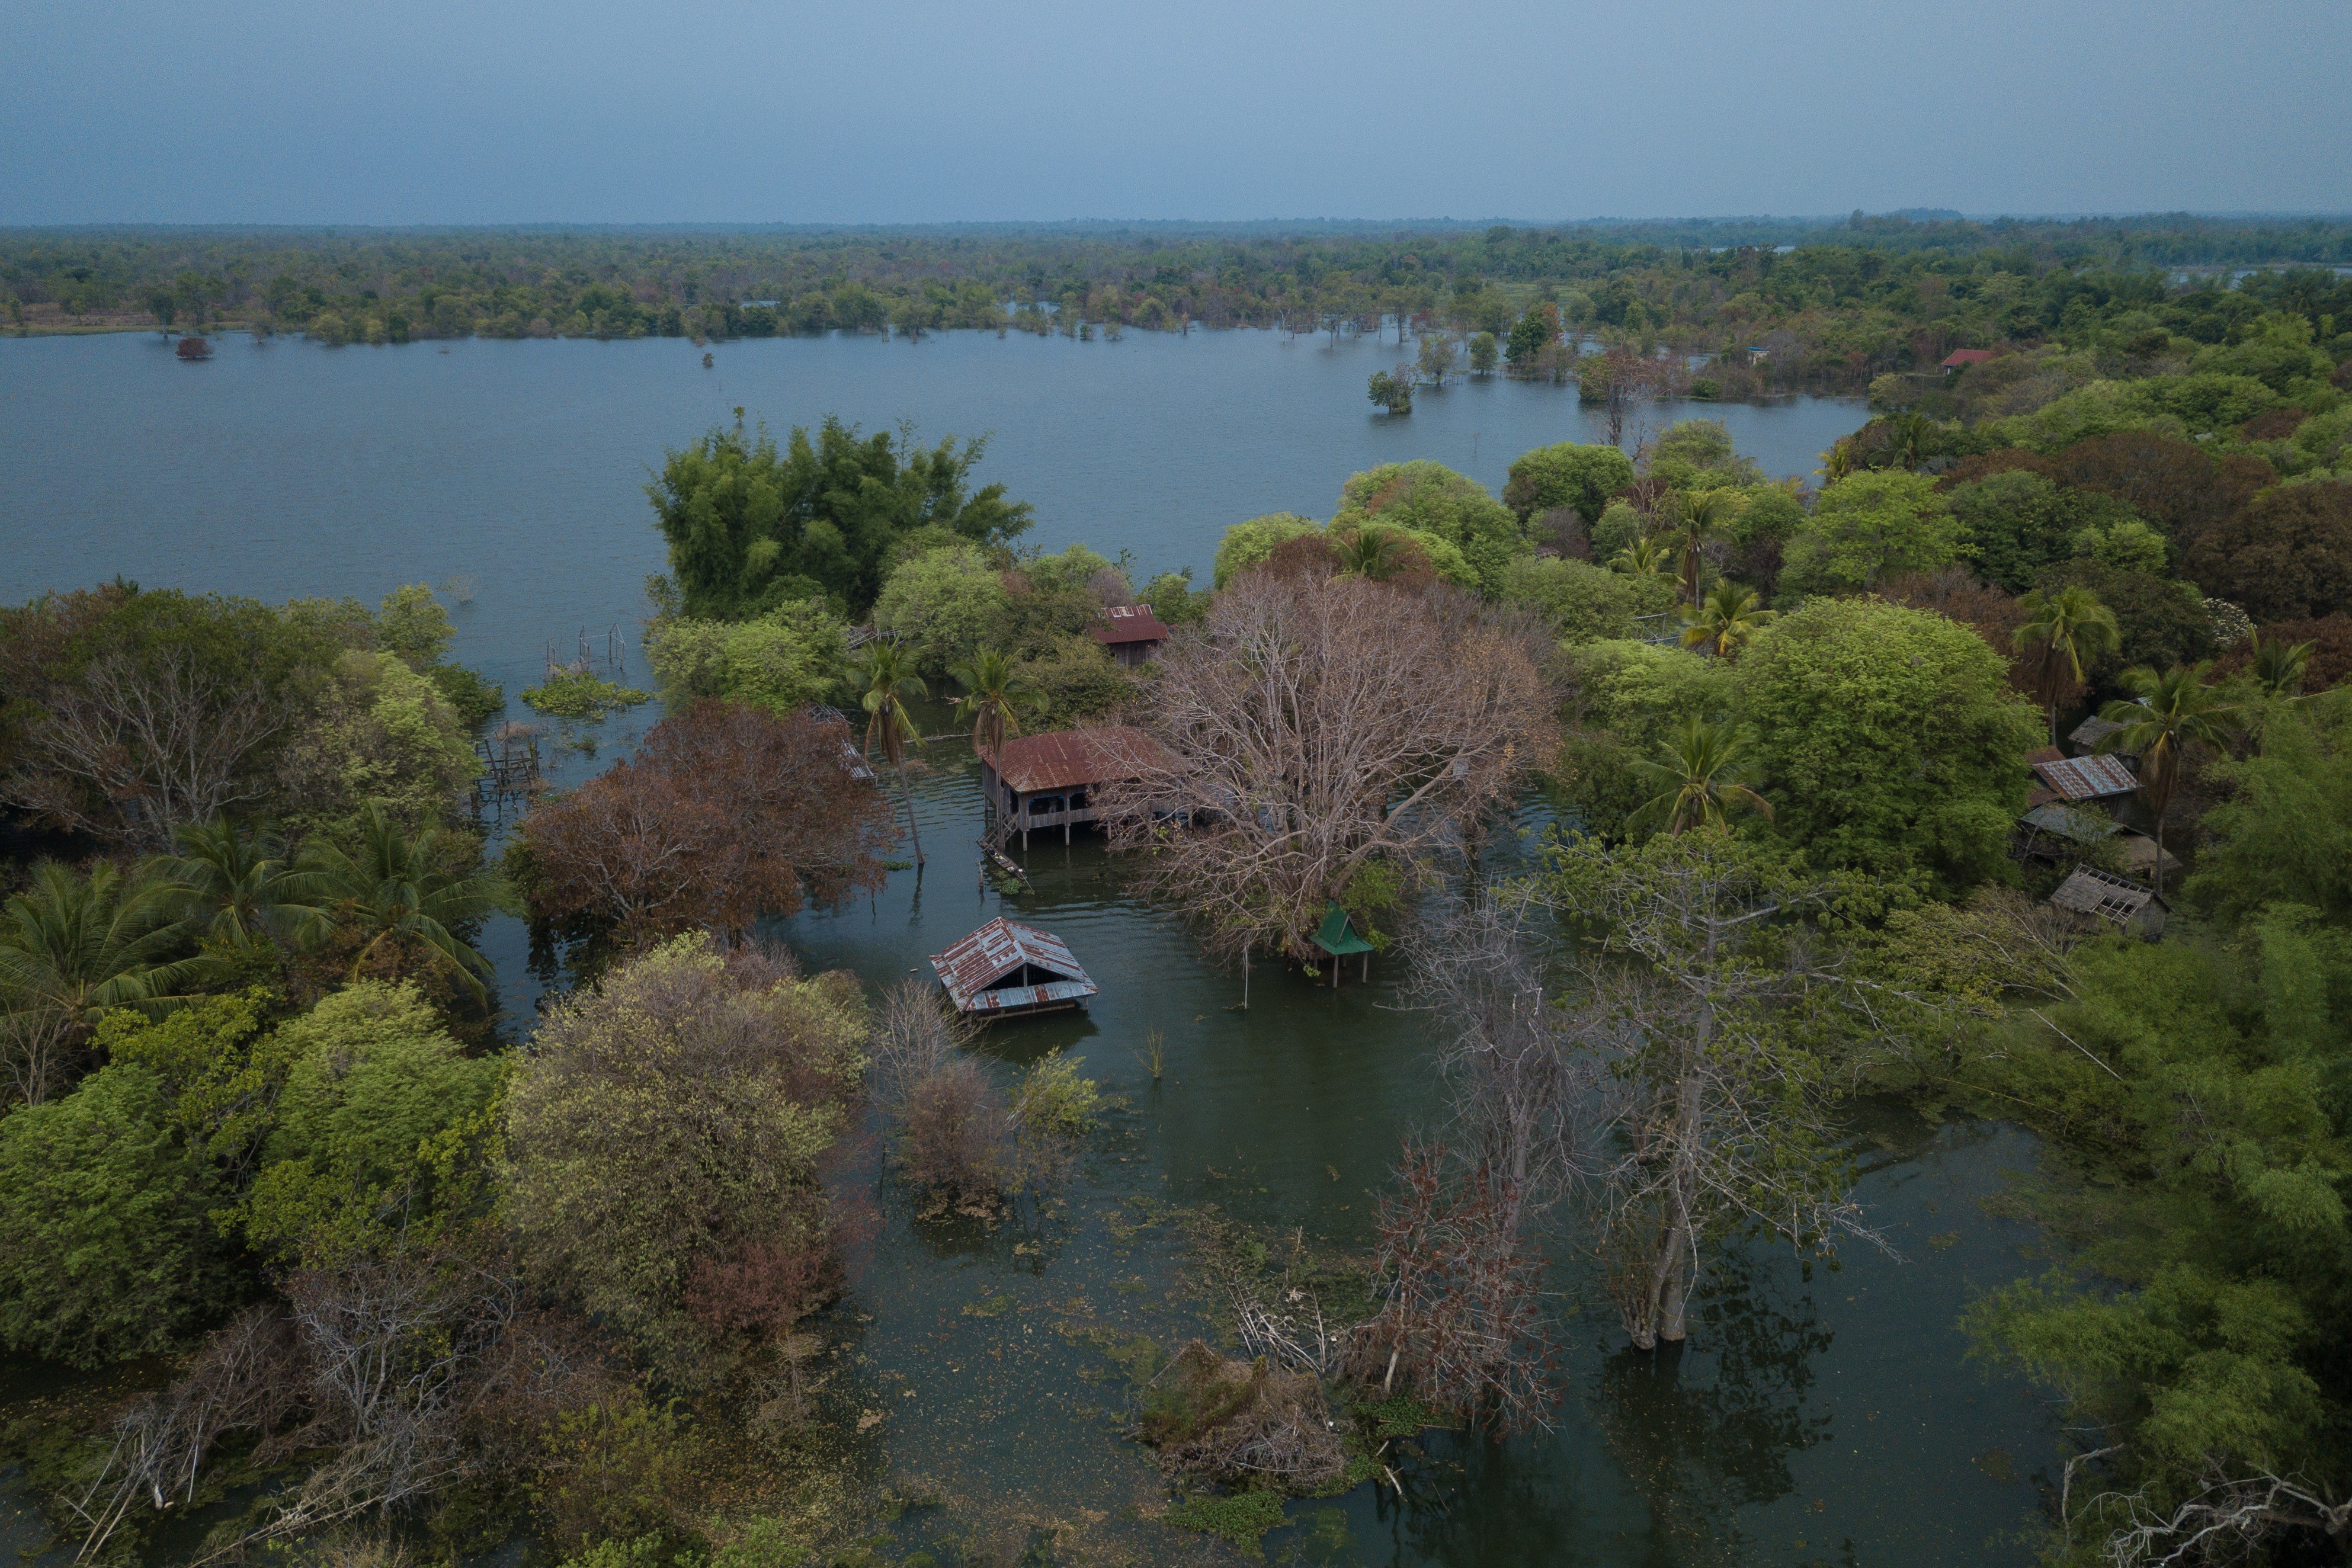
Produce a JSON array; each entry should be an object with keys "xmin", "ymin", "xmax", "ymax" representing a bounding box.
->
[{"xmin": 930, "ymin": 916, "xmax": 1098, "ymax": 1018}]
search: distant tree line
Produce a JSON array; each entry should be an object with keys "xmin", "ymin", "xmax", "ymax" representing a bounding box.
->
[{"xmin": 8, "ymin": 216, "xmax": 2352, "ymax": 390}]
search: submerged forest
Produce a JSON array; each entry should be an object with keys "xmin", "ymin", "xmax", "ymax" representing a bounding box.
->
[{"xmin": 3, "ymin": 216, "xmax": 2352, "ymax": 1568}]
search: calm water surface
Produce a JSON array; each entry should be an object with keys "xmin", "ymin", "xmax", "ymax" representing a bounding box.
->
[{"xmin": 0, "ymin": 332, "xmax": 2053, "ymax": 1566}]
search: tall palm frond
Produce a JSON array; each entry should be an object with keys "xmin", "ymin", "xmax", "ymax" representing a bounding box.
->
[
  {"xmin": 1669, "ymin": 488, "xmax": 1744, "ymax": 604},
  {"xmin": 2015, "ymin": 586, "xmax": 2122, "ymax": 744},
  {"xmin": 0, "ymin": 860, "xmax": 212, "ymax": 1027},
  {"xmin": 950, "ymin": 649, "xmax": 1037, "ymax": 759},
  {"xmin": 1627, "ymin": 718, "xmax": 1773, "ymax": 838},
  {"xmin": 2095, "ymin": 663, "xmax": 2240, "ymax": 897},
  {"xmin": 295, "ymin": 803, "xmax": 513, "ymax": 997},
  {"xmin": 854, "ymin": 640, "xmax": 930, "ymax": 868},
  {"xmin": 1679, "ymin": 581, "xmax": 1777, "ymax": 659},
  {"xmin": 149, "ymin": 816, "xmax": 323, "ymax": 952}
]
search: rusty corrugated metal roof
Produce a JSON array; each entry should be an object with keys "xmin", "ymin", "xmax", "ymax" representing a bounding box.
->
[
  {"xmin": 930, "ymin": 917, "xmax": 1097, "ymax": 1013},
  {"xmin": 978, "ymin": 726, "xmax": 1176, "ymax": 795},
  {"xmin": 2050, "ymin": 865, "xmax": 2157, "ymax": 921},
  {"xmin": 2033, "ymin": 754, "xmax": 2139, "ymax": 801},
  {"xmin": 1090, "ymin": 604, "xmax": 1171, "ymax": 646}
]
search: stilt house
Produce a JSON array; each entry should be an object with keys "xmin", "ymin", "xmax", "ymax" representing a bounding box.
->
[{"xmin": 978, "ymin": 725, "xmax": 1177, "ymax": 848}]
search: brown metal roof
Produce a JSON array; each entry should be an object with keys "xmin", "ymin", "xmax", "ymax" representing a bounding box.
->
[
  {"xmin": 1090, "ymin": 604, "xmax": 1171, "ymax": 646},
  {"xmin": 979, "ymin": 726, "xmax": 1175, "ymax": 795},
  {"xmin": 2032, "ymin": 754, "xmax": 2139, "ymax": 801},
  {"xmin": 930, "ymin": 917, "xmax": 1098, "ymax": 1014},
  {"xmin": 1943, "ymin": 348, "xmax": 1997, "ymax": 367}
]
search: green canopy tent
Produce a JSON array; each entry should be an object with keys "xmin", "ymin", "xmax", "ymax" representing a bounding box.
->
[{"xmin": 1312, "ymin": 903, "xmax": 1375, "ymax": 987}]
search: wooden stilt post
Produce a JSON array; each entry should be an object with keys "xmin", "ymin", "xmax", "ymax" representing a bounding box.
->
[
  {"xmin": 1242, "ymin": 945, "xmax": 1250, "ymax": 1009},
  {"xmin": 1362, "ymin": 951, "xmax": 1370, "ymax": 984}
]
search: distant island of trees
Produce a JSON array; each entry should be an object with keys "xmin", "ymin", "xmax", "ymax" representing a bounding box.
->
[{"xmin": 5, "ymin": 213, "xmax": 2352, "ymax": 395}]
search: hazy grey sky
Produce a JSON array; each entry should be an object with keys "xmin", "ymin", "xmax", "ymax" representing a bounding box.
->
[{"xmin": 5, "ymin": 0, "xmax": 2348, "ymax": 225}]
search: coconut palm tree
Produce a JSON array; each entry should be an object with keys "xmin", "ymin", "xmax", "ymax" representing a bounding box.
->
[
  {"xmin": 0, "ymin": 860, "xmax": 211, "ymax": 1032},
  {"xmin": 2014, "ymin": 586, "xmax": 2122, "ymax": 744},
  {"xmin": 1818, "ymin": 438, "xmax": 1856, "ymax": 486},
  {"xmin": 296, "ymin": 803, "xmax": 512, "ymax": 996},
  {"xmin": 950, "ymin": 649, "xmax": 1037, "ymax": 758},
  {"xmin": 149, "ymin": 816, "xmax": 322, "ymax": 953},
  {"xmin": 1885, "ymin": 411, "xmax": 1932, "ymax": 470},
  {"xmin": 1668, "ymin": 488, "xmax": 1743, "ymax": 604},
  {"xmin": 1332, "ymin": 525, "xmax": 1411, "ymax": 581},
  {"xmin": 1628, "ymin": 718, "xmax": 1774, "ymax": 838},
  {"xmin": 855, "ymin": 640, "xmax": 929, "ymax": 868},
  {"xmin": 1679, "ymin": 581, "xmax": 1777, "ymax": 659},
  {"xmin": 2240, "ymin": 632, "xmax": 2318, "ymax": 752},
  {"xmin": 2095, "ymin": 663, "xmax": 2241, "ymax": 897},
  {"xmin": 1610, "ymin": 536, "xmax": 1677, "ymax": 579}
]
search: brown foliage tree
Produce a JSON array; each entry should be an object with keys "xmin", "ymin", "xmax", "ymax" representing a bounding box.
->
[
  {"xmin": 2048, "ymin": 430, "xmax": 2274, "ymax": 547},
  {"xmin": 517, "ymin": 701, "xmax": 892, "ymax": 941},
  {"xmin": 1097, "ymin": 575, "xmax": 1558, "ymax": 961},
  {"xmin": 2181, "ymin": 480, "xmax": 2352, "ymax": 625},
  {"xmin": 1881, "ymin": 567, "xmax": 2039, "ymax": 697}
]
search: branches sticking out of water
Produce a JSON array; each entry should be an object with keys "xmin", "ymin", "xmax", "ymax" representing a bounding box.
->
[
  {"xmin": 1131, "ymin": 1342, "xmax": 1345, "ymax": 1494},
  {"xmin": 2093, "ymin": 1470, "xmax": 2352, "ymax": 1568}
]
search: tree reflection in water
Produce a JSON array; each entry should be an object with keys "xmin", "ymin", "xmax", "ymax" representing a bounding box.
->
[{"xmin": 1373, "ymin": 1249, "xmax": 1836, "ymax": 1567}]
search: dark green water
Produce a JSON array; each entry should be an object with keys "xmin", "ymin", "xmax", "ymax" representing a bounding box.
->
[{"xmin": 0, "ymin": 331, "xmax": 2054, "ymax": 1563}]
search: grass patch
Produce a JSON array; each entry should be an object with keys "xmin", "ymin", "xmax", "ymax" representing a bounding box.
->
[
  {"xmin": 1162, "ymin": 1487, "xmax": 1286, "ymax": 1559},
  {"xmin": 521, "ymin": 668, "xmax": 650, "ymax": 719}
]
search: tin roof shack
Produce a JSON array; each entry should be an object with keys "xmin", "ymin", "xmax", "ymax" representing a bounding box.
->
[
  {"xmin": 931, "ymin": 917, "xmax": 1099, "ymax": 1018},
  {"xmin": 2017, "ymin": 803, "xmax": 2180, "ymax": 881},
  {"xmin": 1090, "ymin": 604, "xmax": 1171, "ymax": 667},
  {"xmin": 2030, "ymin": 752, "xmax": 2139, "ymax": 806},
  {"xmin": 2050, "ymin": 866, "xmax": 2167, "ymax": 939},
  {"xmin": 979, "ymin": 725, "xmax": 1177, "ymax": 849},
  {"xmin": 2068, "ymin": 716, "xmax": 2138, "ymax": 758}
]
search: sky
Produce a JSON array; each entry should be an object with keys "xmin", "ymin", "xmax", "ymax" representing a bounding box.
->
[{"xmin": 5, "ymin": 0, "xmax": 2349, "ymax": 226}]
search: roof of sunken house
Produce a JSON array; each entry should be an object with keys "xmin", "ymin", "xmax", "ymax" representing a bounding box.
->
[{"xmin": 978, "ymin": 726, "xmax": 1177, "ymax": 795}]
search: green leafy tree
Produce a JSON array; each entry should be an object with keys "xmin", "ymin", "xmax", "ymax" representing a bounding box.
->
[
  {"xmin": 1468, "ymin": 331, "xmax": 1499, "ymax": 376},
  {"xmin": 296, "ymin": 802, "xmax": 514, "ymax": 996},
  {"xmin": 1500, "ymin": 556, "xmax": 1674, "ymax": 644},
  {"xmin": 1504, "ymin": 309, "xmax": 1552, "ymax": 367},
  {"xmin": 374, "ymin": 583, "xmax": 455, "ymax": 670},
  {"xmin": 648, "ymin": 415, "xmax": 1033, "ymax": 620},
  {"xmin": 2095, "ymin": 663, "xmax": 2241, "ymax": 896},
  {"xmin": 0, "ymin": 1062, "xmax": 235, "ymax": 1364},
  {"xmin": 1554, "ymin": 641, "xmax": 1737, "ymax": 832},
  {"xmin": 1645, "ymin": 419, "xmax": 1765, "ymax": 492},
  {"xmin": 1332, "ymin": 463, "xmax": 1528, "ymax": 596},
  {"xmin": 1735, "ymin": 597, "xmax": 2042, "ymax": 891},
  {"xmin": 1628, "ymin": 719, "xmax": 1773, "ymax": 836},
  {"xmin": 2188, "ymin": 710, "xmax": 2352, "ymax": 924},
  {"xmin": 950, "ymin": 648, "xmax": 1037, "ymax": 756},
  {"xmin": 2013, "ymin": 585, "xmax": 2122, "ymax": 742},
  {"xmin": 869, "ymin": 543, "xmax": 1011, "ymax": 678},
  {"xmin": 854, "ymin": 640, "xmax": 928, "ymax": 867},
  {"xmin": 1212, "ymin": 513, "xmax": 1319, "ymax": 588},
  {"xmin": 236, "ymin": 981, "xmax": 507, "ymax": 1264},
  {"xmin": 1678, "ymin": 580, "xmax": 1777, "ymax": 659},
  {"xmin": 1777, "ymin": 470, "xmax": 1962, "ymax": 599},
  {"xmin": 643, "ymin": 600, "xmax": 852, "ymax": 712},
  {"xmin": 1501, "ymin": 441, "xmax": 1635, "ymax": 525},
  {"xmin": 1367, "ymin": 367, "xmax": 1413, "ymax": 414}
]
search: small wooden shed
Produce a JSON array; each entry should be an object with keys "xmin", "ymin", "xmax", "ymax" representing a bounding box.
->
[
  {"xmin": 978, "ymin": 726, "xmax": 1177, "ymax": 848},
  {"xmin": 1090, "ymin": 604, "xmax": 1171, "ymax": 666},
  {"xmin": 1312, "ymin": 904, "xmax": 1376, "ymax": 987},
  {"xmin": 2049, "ymin": 866, "xmax": 2167, "ymax": 939},
  {"xmin": 930, "ymin": 916, "xmax": 1099, "ymax": 1018}
]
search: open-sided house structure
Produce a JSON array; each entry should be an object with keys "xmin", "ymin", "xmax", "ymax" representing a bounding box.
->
[
  {"xmin": 978, "ymin": 725, "xmax": 1178, "ymax": 848},
  {"xmin": 2049, "ymin": 865, "xmax": 2167, "ymax": 939}
]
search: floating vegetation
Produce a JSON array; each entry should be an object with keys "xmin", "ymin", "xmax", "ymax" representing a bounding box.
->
[
  {"xmin": 1160, "ymin": 1486, "xmax": 1287, "ymax": 1558},
  {"xmin": 522, "ymin": 668, "xmax": 650, "ymax": 719}
]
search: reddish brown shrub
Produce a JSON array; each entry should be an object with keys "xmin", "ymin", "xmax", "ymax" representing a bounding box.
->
[
  {"xmin": 518, "ymin": 701, "xmax": 892, "ymax": 940},
  {"xmin": 2210, "ymin": 613, "xmax": 2352, "ymax": 691},
  {"xmin": 2050, "ymin": 431, "xmax": 2274, "ymax": 545},
  {"xmin": 1258, "ymin": 531, "xmax": 1342, "ymax": 581},
  {"xmin": 2182, "ymin": 480, "xmax": 2352, "ymax": 624},
  {"xmin": 682, "ymin": 1235, "xmax": 841, "ymax": 1340}
]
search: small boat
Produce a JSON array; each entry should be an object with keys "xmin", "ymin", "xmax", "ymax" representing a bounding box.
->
[{"xmin": 930, "ymin": 916, "xmax": 1097, "ymax": 1018}]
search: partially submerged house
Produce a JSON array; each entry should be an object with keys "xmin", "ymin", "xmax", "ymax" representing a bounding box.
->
[
  {"xmin": 978, "ymin": 725, "xmax": 1178, "ymax": 848},
  {"xmin": 2049, "ymin": 865, "xmax": 2167, "ymax": 939},
  {"xmin": 1090, "ymin": 604, "xmax": 1171, "ymax": 667},
  {"xmin": 930, "ymin": 916, "xmax": 1099, "ymax": 1018}
]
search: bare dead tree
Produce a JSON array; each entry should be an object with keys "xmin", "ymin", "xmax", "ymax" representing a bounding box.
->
[
  {"xmin": 1, "ymin": 1005, "xmax": 83, "ymax": 1108},
  {"xmin": 1096, "ymin": 574, "xmax": 1558, "ymax": 963},
  {"xmin": 5, "ymin": 648, "xmax": 286, "ymax": 849},
  {"xmin": 2095, "ymin": 1470, "xmax": 2352, "ymax": 1567}
]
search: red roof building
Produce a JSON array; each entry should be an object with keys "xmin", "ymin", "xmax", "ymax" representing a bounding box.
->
[
  {"xmin": 978, "ymin": 725, "xmax": 1178, "ymax": 847},
  {"xmin": 1089, "ymin": 604, "xmax": 1171, "ymax": 666},
  {"xmin": 1941, "ymin": 348, "xmax": 1997, "ymax": 370}
]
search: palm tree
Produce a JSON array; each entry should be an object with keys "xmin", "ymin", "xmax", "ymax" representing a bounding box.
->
[
  {"xmin": 2241, "ymin": 632, "xmax": 2318, "ymax": 751},
  {"xmin": 2014, "ymin": 586, "xmax": 2122, "ymax": 744},
  {"xmin": 1680, "ymin": 581, "xmax": 1777, "ymax": 659},
  {"xmin": 0, "ymin": 860, "xmax": 212, "ymax": 1032},
  {"xmin": 149, "ymin": 817, "xmax": 322, "ymax": 953},
  {"xmin": 1885, "ymin": 411, "xmax": 1932, "ymax": 470},
  {"xmin": 1668, "ymin": 488, "xmax": 1743, "ymax": 604},
  {"xmin": 296, "ymin": 803, "xmax": 512, "ymax": 997},
  {"xmin": 1332, "ymin": 525, "xmax": 1410, "ymax": 581},
  {"xmin": 855, "ymin": 640, "xmax": 929, "ymax": 868},
  {"xmin": 2095, "ymin": 664, "xmax": 2240, "ymax": 897},
  {"xmin": 950, "ymin": 649, "xmax": 1037, "ymax": 758},
  {"xmin": 1818, "ymin": 438, "xmax": 1856, "ymax": 486},
  {"xmin": 1610, "ymin": 536, "xmax": 1676, "ymax": 579},
  {"xmin": 1628, "ymin": 718, "xmax": 1774, "ymax": 838}
]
